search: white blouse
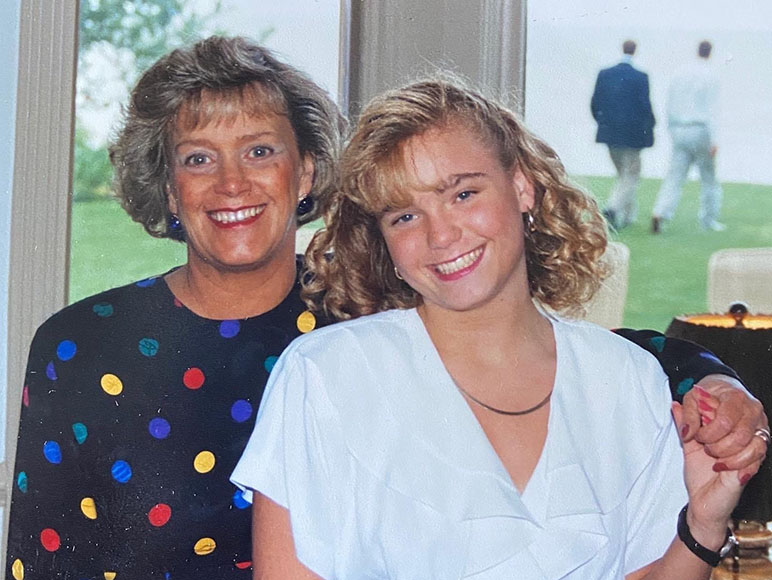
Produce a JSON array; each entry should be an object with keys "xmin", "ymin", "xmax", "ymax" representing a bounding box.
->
[{"xmin": 232, "ymin": 309, "xmax": 687, "ymax": 579}]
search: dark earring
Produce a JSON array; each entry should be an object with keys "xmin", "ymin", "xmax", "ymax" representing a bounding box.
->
[
  {"xmin": 168, "ymin": 213, "xmax": 182, "ymax": 232},
  {"xmin": 523, "ymin": 211, "xmax": 536, "ymax": 233},
  {"xmin": 296, "ymin": 196, "xmax": 314, "ymax": 217}
]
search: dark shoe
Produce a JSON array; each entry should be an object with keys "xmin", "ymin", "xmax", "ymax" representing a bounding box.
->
[
  {"xmin": 651, "ymin": 216, "xmax": 661, "ymax": 234},
  {"xmin": 602, "ymin": 209, "xmax": 618, "ymax": 229}
]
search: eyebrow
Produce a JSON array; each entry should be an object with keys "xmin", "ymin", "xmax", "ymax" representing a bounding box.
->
[
  {"xmin": 434, "ymin": 172, "xmax": 487, "ymax": 193},
  {"xmin": 175, "ymin": 131, "xmax": 280, "ymax": 150}
]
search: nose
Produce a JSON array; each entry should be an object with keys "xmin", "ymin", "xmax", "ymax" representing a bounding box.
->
[
  {"xmin": 215, "ymin": 157, "xmax": 250, "ymax": 197},
  {"xmin": 425, "ymin": 212, "xmax": 461, "ymax": 249}
]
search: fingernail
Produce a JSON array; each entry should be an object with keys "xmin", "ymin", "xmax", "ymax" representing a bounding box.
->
[
  {"xmin": 740, "ymin": 473, "xmax": 752, "ymax": 486},
  {"xmin": 713, "ymin": 462, "xmax": 729, "ymax": 472},
  {"xmin": 681, "ymin": 424, "xmax": 690, "ymax": 439},
  {"xmin": 701, "ymin": 415, "xmax": 713, "ymax": 425},
  {"xmin": 694, "ymin": 386, "xmax": 712, "ymax": 398},
  {"xmin": 698, "ymin": 399, "xmax": 716, "ymax": 412}
]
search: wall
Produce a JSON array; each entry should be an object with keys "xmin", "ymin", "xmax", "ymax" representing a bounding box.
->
[{"xmin": 0, "ymin": 0, "xmax": 20, "ymax": 554}]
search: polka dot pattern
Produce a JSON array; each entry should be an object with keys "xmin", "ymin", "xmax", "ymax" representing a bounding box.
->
[
  {"xmin": 183, "ymin": 367, "xmax": 205, "ymax": 390},
  {"xmin": 148, "ymin": 503, "xmax": 172, "ymax": 527},
  {"xmin": 40, "ymin": 528, "xmax": 60, "ymax": 552},
  {"xmin": 6, "ymin": 275, "xmax": 321, "ymax": 577}
]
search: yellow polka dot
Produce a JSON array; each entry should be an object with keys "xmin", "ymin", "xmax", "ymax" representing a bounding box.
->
[
  {"xmin": 194, "ymin": 537, "xmax": 216, "ymax": 556},
  {"xmin": 104, "ymin": 573, "xmax": 116, "ymax": 580},
  {"xmin": 80, "ymin": 497, "xmax": 97, "ymax": 520},
  {"xmin": 11, "ymin": 558, "xmax": 23, "ymax": 580},
  {"xmin": 296, "ymin": 310, "xmax": 317, "ymax": 333},
  {"xmin": 193, "ymin": 451, "xmax": 215, "ymax": 474},
  {"xmin": 100, "ymin": 374, "xmax": 123, "ymax": 396}
]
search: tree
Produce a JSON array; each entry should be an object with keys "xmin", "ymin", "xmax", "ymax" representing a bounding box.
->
[{"xmin": 74, "ymin": 0, "xmax": 223, "ymax": 199}]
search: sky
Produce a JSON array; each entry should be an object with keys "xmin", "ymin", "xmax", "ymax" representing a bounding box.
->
[{"xmin": 525, "ymin": 0, "xmax": 772, "ymax": 184}]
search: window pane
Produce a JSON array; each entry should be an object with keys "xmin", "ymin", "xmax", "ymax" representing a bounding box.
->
[{"xmin": 525, "ymin": 0, "xmax": 772, "ymax": 330}]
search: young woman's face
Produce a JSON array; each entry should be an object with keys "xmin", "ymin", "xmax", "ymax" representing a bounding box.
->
[
  {"xmin": 379, "ymin": 122, "xmax": 535, "ymax": 315},
  {"xmin": 168, "ymin": 106, "xmax": 313, "ymax": 275}
]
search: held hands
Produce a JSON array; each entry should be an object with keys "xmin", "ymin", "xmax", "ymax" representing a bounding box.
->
[
  {"xmin": 672, "ymin": 402, "xmax": 745, "ymax": 548},
  {"xmin": 680, "ymin": 375, "xmax": 768, "ymax": 485}
]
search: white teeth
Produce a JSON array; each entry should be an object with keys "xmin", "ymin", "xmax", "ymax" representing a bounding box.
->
[
  {"xmin": 209, "ymin": 206, "xmax": 263, "ymax": 223},
  {"xmin": 435, "ymin": 247, "xmax": 483, "ymax": 275}
]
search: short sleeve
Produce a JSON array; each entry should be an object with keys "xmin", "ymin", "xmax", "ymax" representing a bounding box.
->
[
  {"xmin": 231, "ymin": 348, "xmax": 346, "ymax": 577},
  {"xmin": 623, "ymin": 373, "xmax": 688, "ymax": 574}
]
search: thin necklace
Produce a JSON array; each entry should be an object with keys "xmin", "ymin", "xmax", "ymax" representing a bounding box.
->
[{"xmin": 454, "ymin": 381, "xmax": 553, "ymax": 416}]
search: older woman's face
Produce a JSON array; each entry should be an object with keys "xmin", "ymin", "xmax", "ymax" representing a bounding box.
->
[
  {"xmin": 379, "ymin": 123, "xmax": 535, "ymax": 315},
  {"xmin": 168, "ymin": 108, "xmax": 313, "ymax": 275}
]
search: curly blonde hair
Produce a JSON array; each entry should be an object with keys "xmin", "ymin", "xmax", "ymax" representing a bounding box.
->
[{"xmin": 303, "ymin": 76, "xmax": 608, "ymax": 319}]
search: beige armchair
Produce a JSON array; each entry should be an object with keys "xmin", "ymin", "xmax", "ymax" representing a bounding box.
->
[
  {"xmin": 582, "ymin": 241, "xmax": 631, "ymax": 328},
  {"xmin": 707, "ymin": 248, "xmax": 772, "ymax": 314}
]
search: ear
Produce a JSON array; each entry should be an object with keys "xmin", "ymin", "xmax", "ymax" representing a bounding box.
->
[
  {"xmin": 297, "ymin": 154, "xmax": 315, "ymax": 200},
  {"xmin": 512, "ymin": 167, "xmax": 536, "ymax": 212},
  {"xmin": 165, "ymin": 183, "xmax": 178, "ymax": 214}
]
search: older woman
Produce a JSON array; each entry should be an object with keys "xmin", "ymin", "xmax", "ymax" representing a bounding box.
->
[
  {"xmin": 5, "ymin": 36, "xmax": 342, "ymax": 579},
  {"xmin": 233, "ymin": 77, "xmax": 767, "ymax": 579}
]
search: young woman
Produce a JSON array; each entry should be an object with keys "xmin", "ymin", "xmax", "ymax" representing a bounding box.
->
[{"xmin": 233, "ymin": 77, "xmax": 767, "ymax": 579}]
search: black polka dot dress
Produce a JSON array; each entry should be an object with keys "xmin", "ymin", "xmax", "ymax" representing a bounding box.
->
[{"xmin": 6, "ymin": 271, "xmax": 319, "ymax": 579}]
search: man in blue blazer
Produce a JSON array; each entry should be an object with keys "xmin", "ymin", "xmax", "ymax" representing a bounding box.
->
[{"xmin": 591, "ymin": 40, "xmax": 655, "ymax": 229}]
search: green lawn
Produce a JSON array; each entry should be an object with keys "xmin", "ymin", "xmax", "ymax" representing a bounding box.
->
[
  {"xmin": 70, "ymin": 181, "xmax": 772, "ymax": 331},
  {"xmin": 579, "ymin": 176, "xmax": 772, "ymax": 331}
]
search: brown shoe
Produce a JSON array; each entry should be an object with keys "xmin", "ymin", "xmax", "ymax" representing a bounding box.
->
[{"xmin": 651, "ymin": 216, "xmax": 661, "ymax": 234}]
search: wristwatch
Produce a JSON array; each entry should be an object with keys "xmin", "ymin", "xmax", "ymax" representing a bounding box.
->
[{"xmin": 677, "ymin": 504, "xmax": 737, "ymax": 567}]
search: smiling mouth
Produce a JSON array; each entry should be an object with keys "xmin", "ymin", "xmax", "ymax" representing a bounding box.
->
[
  {"xmin": 208, "ymin": 205, "xmax": 265, "ymax": 224},
  {"xmin": 434, "ymin": 246, "xmax": 484, "ymax": 275}
]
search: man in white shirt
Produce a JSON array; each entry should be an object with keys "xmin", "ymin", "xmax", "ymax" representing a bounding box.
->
[{"xmin": 651, "ymin": 40, "xmax": 723, "ymax": 233}]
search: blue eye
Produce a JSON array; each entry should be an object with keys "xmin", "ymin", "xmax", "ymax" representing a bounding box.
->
[
  {"xmin": 457, "ymin": 190, "xmax": 475, "ymax": 201},
  {"xmin": 393, "ymin": 213, "xmax": 415, "ymax": 225},
  {"xmin": 184, "ymin": 153, "xmax": 209, "ymax": 166},
  {"xmin": 249, "ymin": 146, "xmax": 272, "ymax": 158}
]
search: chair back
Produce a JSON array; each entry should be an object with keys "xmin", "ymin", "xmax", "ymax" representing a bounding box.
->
[
  {"xmin": 708, "ymin": 248, "xmax": 772, "ymax": 314},
  {"xmin": 583, "ymin": 241, "xmax": 630, "ymax": 328}
]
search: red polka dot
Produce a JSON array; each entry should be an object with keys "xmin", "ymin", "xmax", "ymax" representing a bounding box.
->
[
  {"xmin": 148, "ymin": 503, "xmax": 172, "ymax": 527},
  {"xmin": 23, "ymin": 385, "xmax": 29, "ymax": 407},
  {"xmin": 173, "ymin": 297, "xmax": 183, "ymax": 308},
  {"xmin": 183, "ymin": 368, "xmax": 205, "ymax": 390},
  {"xmin": 40, "ymin": 528, "xmax": 60, "ymax": 552},
  {"xmin": 235, "ymin": 561, "xmax": 252, "ymax": 570}
]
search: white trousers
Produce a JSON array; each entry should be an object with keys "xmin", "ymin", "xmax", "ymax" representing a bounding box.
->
[
  {"xmin": 605, "ymin": 146, "xmax": 642, "ymax": 226},
  {"xmin": 652, "ymin": 125, "xmax": 722, "ymax": 227}
]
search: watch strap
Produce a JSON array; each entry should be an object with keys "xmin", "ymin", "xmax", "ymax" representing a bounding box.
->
[{"xmin": 677, "ymin": 504, "xmax": 735, "ymax": 567}]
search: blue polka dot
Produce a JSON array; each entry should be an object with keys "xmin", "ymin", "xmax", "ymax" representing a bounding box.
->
[
  {"xmin": 57, "ymin": 340, "xmax": 77, "ymax": 361},
  {"xmin": 677, "ymin": 378, "xmax": 695, "ymax": 396},
  {"xmin": 138, "ymin": 338, "xmax": 159, "ymax": 357},
  {"xmin": 111, "ymin": 460, "xmax": 132, "ymax": 484},
  {"xmin": 264, "ymin": 356, "xmax": 278, "ymax": 373},
  {"xmin": 46, "ymin": 361, "xmax": 57, "ymax": 380},
  {"xmin": 43, "ymin": 441, "xmax": 62, "ymax": 464},
  {"xmin": 136, "ymin": 277, "xmax": 157, "ymax": 288},
  {"xmin": 232, "ymin": 489, "xmax": 250, "ymax": 509},
  {"xmin": 219, "ymin": 320, "xmax": 241, "ymax": 339},
  {"xmin": 92, "ymin": 302, "xmax": 114, "ymax": 317},
  {"xmin": 231, "ymin": 400, "xmax": 253, "ymax": 423},
  {"xmin": 16, "ymin": 471, "xmax": 27, "ymax": 493},
  {"xmin": 149, "ymin": 418, "xmax": 171, "ymax": 439},
  {"xmin": 72, "ymin": 422, "xmax": 88, "ymax": 444},
  {"xmin": 650, "ymin": 336, "xmax": 666, "ymax": 353}
]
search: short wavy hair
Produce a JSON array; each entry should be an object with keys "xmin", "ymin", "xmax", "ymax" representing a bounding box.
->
[
  {"xmin": 110, "ymin": 35, "xmax": 345, "ymax": 241},
  {"xmin": 303, "ymin": 76, "xmax": 608, "ymax": 319}
]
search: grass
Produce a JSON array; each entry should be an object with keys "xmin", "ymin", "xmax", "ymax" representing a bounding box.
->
[
  {"xmin": 579, "ymin": 176, "xmax": 772, "ymax": 331},
  {"xmin": 69, "ymin": 181, "xmax": 772, "ymax": 331}
]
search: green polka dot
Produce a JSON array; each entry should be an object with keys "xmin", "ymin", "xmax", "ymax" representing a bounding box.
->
[
  {"xmin": 650, "ymin": 336, "xmax": 666, "ymax": 353},
  {"xmin": 677, "ymin": 378, "xmax": 695, "ymax": 396}
]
